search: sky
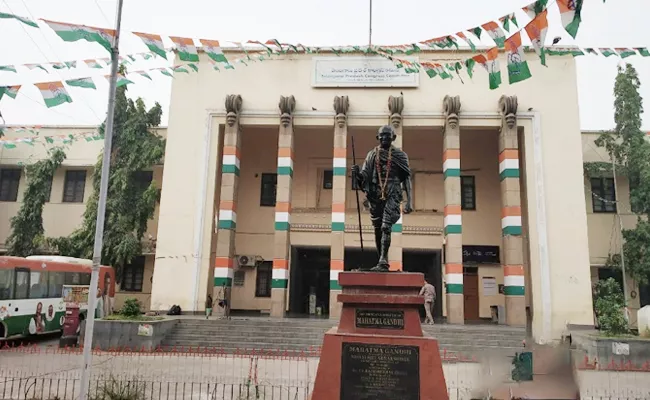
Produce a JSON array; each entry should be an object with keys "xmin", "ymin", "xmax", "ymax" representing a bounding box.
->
[{"xmin": 0, "ymin": 0, "xmax": 648, "ymax": 130}]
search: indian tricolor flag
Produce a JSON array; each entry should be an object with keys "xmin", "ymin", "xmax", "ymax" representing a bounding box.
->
[
  {"xmin": 200, "ymin": 39, "xmax": 229, "ymax": 63},
  {"xmin": 481, "ymin": 21, "xmax": 506, "ymax": 48},
  {"xmin": 557, "ymin": 0, "xmax": 582, "ymax": 39},
  {"xmin": 504, "ymin": 32, "xmax": 532, "ymax": 84},
  {"xmin": 422, "ymin": 36, "xmax": 458, "ymax": 49},
  {"xmin": 474, "ymin": 48, "xmax": 502, "ymax": 90},
  {"xmin": 105, "ymin": 74, "xmax": 134, "ymax": 87},
  {"xmin": 616, "ymin": 48, "xmax": 637, "ymax": 58},
  {"xmin": 26, "ymin": 63, "xmax": 48, "ymax": 73},
  {"xmin": 0, "ymin": 65, "xmax": 16, "ymax": 72},
  {"xmin": 133, "ymin": 32, "xmax": 167, "ymax": 59},
  {"xmin": 599, "ymin": 48, "xmax": 616, "ymax": 57},
  {"xmin": 455, "ymin": 32, "xmax": 475, "ymax": 51},
  {"xmin": 65, "ymin": 77, "xmax": 96, "ymax": 89},
  {"xmin": 524, "ymin": 9, "xmax": 549, "ymax": 66},
  {"xmin": 41, "ymin": 19, "xmax": 115, "ymax": 53},
  {"xmin": 84, "ymin": 59, "xmax": 103, "ymax": 69},
  {"xmin": 52, "ymin": 62, "xmax": 66, "ymax": 70},
  {"xmin": 34, "ymin": 81, "xmax": 72, "ymax": 108},
  {"xmin": 0, "ymin": 85, "xmax": 21, "ymax": 100},
  {"xmin": 499, "ymin": 13, "xmax": 518, "ymax": 32},
  {"xmin": 522, "ymin": 0, "xmax": 549, "ymax": 18},
  {"xmin": 135, "ymin": 71, "xmax": 152, "ymax": 80},
  {"xmin": 169, "ymin": 36, "xmax": 199, "ymax": 62}
]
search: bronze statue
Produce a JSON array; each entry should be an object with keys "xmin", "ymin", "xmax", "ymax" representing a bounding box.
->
[{"xmin": 351, "ymin": 125, "xmax": 413, "ymax": 272}]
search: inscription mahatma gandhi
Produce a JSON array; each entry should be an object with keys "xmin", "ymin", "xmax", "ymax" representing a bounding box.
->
[
  {"xmin": 355, "ymin": 309, "xmax": 405, "ymax": 330},
  {"xmin": 341, "ymin": 342, "xmax": 419, "ymax": 400}
]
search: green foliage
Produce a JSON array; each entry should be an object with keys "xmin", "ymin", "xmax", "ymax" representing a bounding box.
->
[
  {"xmin": 47, "ymin": 80, "xmax": 164, "ymax": 279},
  {"xmin": 593, "ymin": 278, "xmax": 628, "ymax": 336},
  {"xmin": 118, "ymin": 298, "xmax": 142, "ymax": 317},
  {"xmin": 595, "ymin": 63, "xmax": 650, "ymax": 283},
  {"xmin": 91, "ymin": 376, "xmax": 146, "ymax": 400},
  {"xmin": 6, "ymin": 148, "xmax": 66, "ymax": 257}
]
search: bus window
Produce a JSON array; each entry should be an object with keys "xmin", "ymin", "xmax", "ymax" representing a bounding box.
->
[
  {"xmin": 29, "ymin": 271, "xmax": 49, "ymax": 299},
  {"xmin": 14, "ymin": 269, "xmax": 30, "ymax": 299},
  {"xmin": 48, "ymin": 271, "xmax": 64, "ymax": 298},
  {"xmin": 0, "ymin": 269, "xmax": 13, "ymax": 300},
  {"xmin": 65, "ymin": 272, "xmax": 81, "ymax": 285},
  {"xmin": 80, "ymin": 273, "xmax": 91, "ymax": 286}
]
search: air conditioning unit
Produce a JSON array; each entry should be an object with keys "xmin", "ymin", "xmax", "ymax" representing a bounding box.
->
[{"xmin": 236, "ymin": 255, "xmax": 259, "ymax": 267}]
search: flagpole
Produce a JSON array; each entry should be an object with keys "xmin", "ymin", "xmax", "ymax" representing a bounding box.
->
[
  {"xmin": 78, "ymin": 0, "xmax": 124, "ymax": 398},
  {"xmin": 368, "ymin": 0, "xmax": 373, "ymax": 47}
]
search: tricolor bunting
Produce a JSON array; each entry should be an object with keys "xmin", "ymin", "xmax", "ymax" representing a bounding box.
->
[
  {"xmin": 170, "ymin": 36, "xmax": 199, "ymax": 62},
  {"xmin": 199, "ymin": 39, "xmax": 229, "ymax": 64},
  {"xmin": 65, "ymin": 77, "xmax": 96, "ymax": 89},
  {"xmin": 480, "ymin": 21, "xmax": 506, "ymax": 48},
  {"xmin": 0, "ymin": 85, "xmax": 21, "ymax": 100},
  {"xmin": 524, "ymin": 9, "xmax": 549, "ymax": 66},
  {"xmin": 34, "ymin": 81, "xmax": 72, "ymax": 108},
  {"xmin": 504, "ymin": 32, "xmax": 532, "ymax": 84},
  {"xmin": 132, "ymin": 32, "xmax": 168, "ymax": 59},
  {"xmin": 557, "ymin": 0, "xmax": 583, "ymax": 39},
  {"xmin": 41, "ymin": 19, "xmax": 115, "ymax": 53}
]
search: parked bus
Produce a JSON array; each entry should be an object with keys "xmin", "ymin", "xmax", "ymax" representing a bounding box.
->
[{"xmin": 0, "ymin": 256, "xmax": 115, "ymax": 340}]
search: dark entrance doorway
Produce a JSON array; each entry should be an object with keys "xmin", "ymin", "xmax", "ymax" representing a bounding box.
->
[
  {"xmin": 463, "ymin": 266, "xmax": 480, "ymax": 321},
  {"xmin": 345, "ymin": 248, "xmax": 443, "ymax": 320},
  {"xmin": 288, "ymin": 246, "xmax": 330, "ymax": 317}
]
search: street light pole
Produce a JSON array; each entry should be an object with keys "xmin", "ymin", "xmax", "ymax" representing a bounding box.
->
[
  {"xmin": 368, "ymin": 0, "xmax": 373, "ymax": 48},
  {"xmin": 78, "ymin": 0, "xmax": 124, "ymax": 398}
]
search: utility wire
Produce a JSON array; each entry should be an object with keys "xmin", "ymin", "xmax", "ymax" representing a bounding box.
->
[{"xmin": 3, "ymin": 0, "xmax": 104, "ymax": 123}]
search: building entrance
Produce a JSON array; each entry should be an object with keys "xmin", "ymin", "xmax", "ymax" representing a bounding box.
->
[{"xmin": 288, "ymin": 247, "xmax": 330, "ymax": 317}]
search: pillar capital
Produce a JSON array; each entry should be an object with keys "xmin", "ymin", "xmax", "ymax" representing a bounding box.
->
[
  {"xmin": 333, "ymin": 95, "xmax": 349, "ymax": 128},
  {"xmin": 443, "ymin": 95, "xmax": 461, "ymax": 131},
  {"xmin": 498, "ymin": 95, "xmax": 518, "ymax": 130},
  {"xmin": 225, "ymin": 94, "xmax": 242, "ymax": 127},
  {"xmin": 388, "ymin": 95, "xmax": 404, "ymax": 129},
  {"xmin": 279, "ymin": 95, "xmax": 296, "ymax": 127}
]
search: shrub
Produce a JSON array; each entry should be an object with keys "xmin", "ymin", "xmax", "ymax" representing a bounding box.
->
[
  {"xmin": 593, "ymin": 278, "xmax": 628, "ymax": 336},
  {"xmin": 119, "ymin": 298, "xmax": 142, "ymax": 318}
]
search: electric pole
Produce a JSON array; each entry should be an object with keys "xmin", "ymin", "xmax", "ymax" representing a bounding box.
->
[{"xmin": 78, "ymin": 0, "xmax": 124, "ymax": 398}]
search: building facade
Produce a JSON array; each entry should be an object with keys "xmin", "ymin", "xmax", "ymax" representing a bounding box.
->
[{"xmin": 1, "ymin": 49, "xmax": 647, "ymax": 344}]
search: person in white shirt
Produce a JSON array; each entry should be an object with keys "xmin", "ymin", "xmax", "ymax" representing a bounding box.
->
[{"xmin": 419, "ymin": 279, "xmax": 436, "ymax": 325}]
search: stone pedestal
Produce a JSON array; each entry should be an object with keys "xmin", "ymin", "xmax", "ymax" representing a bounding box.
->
[{"xmin": 311, "ymin": 272, "xmax": 448, "ymax": 400}]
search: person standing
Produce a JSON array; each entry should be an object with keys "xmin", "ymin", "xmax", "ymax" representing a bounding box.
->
[
  {"xmin": 205, "ymin": 294, "xmax": 214, "ymax": 320},
  {"xmin": 420, "ymin": 279, "xmax": 436, "ymax": 325}
]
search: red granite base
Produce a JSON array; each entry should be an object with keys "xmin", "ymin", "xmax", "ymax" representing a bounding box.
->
[{"xmin": 310, "ymin": 271, "xmax": 448, "ymax": 400}]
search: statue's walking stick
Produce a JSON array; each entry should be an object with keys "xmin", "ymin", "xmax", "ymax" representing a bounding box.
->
[{"xmin": 351, "ymin": 136, "xmax": 364, "ymax": 253}]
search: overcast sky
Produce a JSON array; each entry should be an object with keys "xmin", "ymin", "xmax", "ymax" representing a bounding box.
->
[{"xmin": 0, "ymin": 0, "xmax": 648, "ymax": 130}]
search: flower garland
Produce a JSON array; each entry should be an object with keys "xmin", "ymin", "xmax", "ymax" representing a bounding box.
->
[{"xmin": 375, "ymin": 146, "xmax": 393, "ymax": 200}]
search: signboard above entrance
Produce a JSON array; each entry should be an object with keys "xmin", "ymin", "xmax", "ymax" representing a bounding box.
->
[{"xmin": 311, "ymin": 56, "xmax": 420, "ymax": 88}]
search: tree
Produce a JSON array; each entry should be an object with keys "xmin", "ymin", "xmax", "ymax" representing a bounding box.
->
[
  {"xmin": 594, "ymin": 63, "xmax": 650, "ymax": 283},
  {"xmin": 48, "ymin": 75, "xmax": 164, "ymax": 279},
  {"xmin": 6, "ymin": 148, "xmax": 66, "ymax": 256},
  {"xmin": 593, "ymin": 278, "xmax": 628, "ymax": 336}
]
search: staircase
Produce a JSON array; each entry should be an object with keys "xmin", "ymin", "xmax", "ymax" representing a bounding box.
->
[{"xmin": 160, "ymin": 318, "xmax": 526, "ymax": 358}]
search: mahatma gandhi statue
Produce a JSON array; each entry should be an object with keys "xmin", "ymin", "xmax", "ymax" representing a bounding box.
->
[{"xmin": 351, "ymin": 125, "xmax": 413, "ymax": 272}]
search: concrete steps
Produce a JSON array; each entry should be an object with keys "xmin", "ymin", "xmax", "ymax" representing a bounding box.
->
[{"xmin": 160, "ymin": 318, "xmax": 526, "ymax": 358}]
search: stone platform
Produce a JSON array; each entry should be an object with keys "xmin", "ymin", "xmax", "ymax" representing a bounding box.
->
[{"xmin": 311, "ymin": 271, "xmax": 448, "ymax": 400}]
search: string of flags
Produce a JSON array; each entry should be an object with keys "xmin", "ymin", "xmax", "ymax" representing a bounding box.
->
[
  {"xmin": 0, "ymin": 0, "xmax": 647, "ymax": 106},
  {"xmin": 0, "ymin": 128, "xmax": 103, "ymax": 149}
]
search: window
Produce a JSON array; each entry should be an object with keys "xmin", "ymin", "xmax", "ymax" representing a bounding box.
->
[
  {"xmin": 122, "ymin": 256, "xmax": 145, "ymax": 292},
  {"xmin": 0, "ymin": 168, "xmax": 21, "ymax": 202},
  {"xmin": 44, "ymin": 177, "xmax": 53, "ymax": 202},
  {"xmin": 48, "ymin": 271, "xmax": 64, "ymax": 298},
  {"xmin": 134, "ymin": 170, "xmax": 154, "ymax": 193},
  {"xmin": 63, "ymin": 170, "xmax": 87, "ymax": 203},
  {"xmin": 255, "ymin": 261, "xmax": 272, "ymax": 297},
  {"xmin": 591, "ymin": 177, "xmax": 616, "ymax": 213},
  {"xmin": 322, "ymin": 170, "xmax": 333, "ymax": 189},
  {"xmin": 14, "ymin": 269, "xmax": 30, "ymax": 299},
  {"xmin": 460, "ymin": 176, "xmax": 476, "ymax": 210},
  {"xmin": 0, "ymin": 270, "xmax": 14, "ymax": 300},
  {"xmin": 233, "ymin": 270, "xmax": 246, "ymax": 287},
  {"xmin": 29, "ymin": 271, "xmax": 49, "ymax": 299},
  {"xmin": 260, "ymin": 173, "xmax": 277, "ymax": 207}
]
